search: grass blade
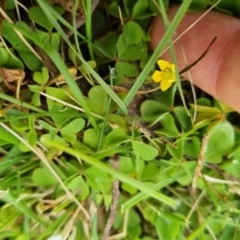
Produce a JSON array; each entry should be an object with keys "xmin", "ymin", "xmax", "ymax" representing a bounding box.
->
[
  {"xmin": 45, "ymin": 139, "xmax": 177, "ymax": 208},
  {"xmin": 36, "ymin": 0, "xmax": 128, "ymax": 115},
  {"xmin": 122, "ymin": 0, "xmax": 192, "ymax": 109}
]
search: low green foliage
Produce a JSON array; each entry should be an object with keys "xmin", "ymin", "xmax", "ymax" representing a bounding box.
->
[{"xmin": 0, "ymin": 0, "xmax": 240, "ymax": 239}]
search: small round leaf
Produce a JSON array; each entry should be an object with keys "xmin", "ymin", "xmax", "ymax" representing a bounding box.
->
[
  {"xmin": 116, "ymin": 62, "xmax": 138, "ymax": 77},
  {"xmin": 132, "ymin": 141, "xmax": 158, "ymax": 161}
]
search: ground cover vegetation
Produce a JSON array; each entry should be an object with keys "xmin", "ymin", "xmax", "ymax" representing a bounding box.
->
[{"xmin": 1, "ymin": 0, "xmax": 240, "ymax": 239}]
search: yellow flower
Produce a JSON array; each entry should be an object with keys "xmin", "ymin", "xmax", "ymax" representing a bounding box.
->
[{"xmin": 152, "ymin": 60, "xmax": 176, "ymax": 91}]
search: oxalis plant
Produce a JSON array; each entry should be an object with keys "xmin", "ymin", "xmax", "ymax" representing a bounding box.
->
[{"xmin": 0, "ymin": 0, "xmax": 240, "ymax": 239}]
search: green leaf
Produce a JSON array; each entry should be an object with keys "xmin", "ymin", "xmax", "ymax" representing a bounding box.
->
[
  {"xmin": 32, "ymin": 168, "xmax": 58, "ymax": 187},
  {"xmin": 61, "ymin": 118, "xmax": 85, "ymax": 133},
  {"xmin": 106, "ymin": 114, "xmax": 128, "ymax": 132},
  {"xmin": 132, "ymin": 0, "xmax": 149, "ymax": 18},
  {"xmin": 94, "ymin": 33, "xmax": 118, "ymax": 59},
  {"xmin": 49, "ymin": 105, "xmax": 78, "ymax": 127},
  {"xmin": 151, "ymin": 85, "xmax": 175, "ymax": 107},
  {"xmin": 213, "ymin": 0, "xmax": 233, "ymax": 14},
  {"xmin": 196, "ymin": 97, "xmax": 212, "ymax": 106},
  {"xmin": 188, "ymin": 0, "xmax": 208, "ymax": 11},
  {"xmin": 207, "ymin": 121, "xmax": 235, "ymax": 155},
  {"xmin": 61, "ymin": 133, "xmax": 76, "ymax": 143},
  {"xmin": 233, "ymin": 1, "xmax": 240, "ymax": 18},
  {"xmin": 10, "ymin": 119, "xmax": 29, "ymax": 132},
  {"xmin": 86, "ymin": 85, "xmax": 111, "ymax": 115},
  {"xmin": 140, "ymin": 100, "xmax": 168, "ymax": 123},
  {"xmin": 28, "ymin": 85, "xmax": 42, "ymax": 92},
  {"xmin": 27, "ymin": 130, "xmax": 37, "ymax": 146},
  {"xmin": 36, "ymin": 30, "xmax": 61, "ymax": 51},
  {"xmin": 141, "ymin": 162, "xmax": 159, "ymax": 180},
  {"xmin": 33, "ymin": 67, "xmax": 49, "ymax": 85},
  {"xmin": 108, "ymin": 2, "xmax": 120, "ymax": 17},
  {"xmin": 79, "ymin": 61, "xmax": 97, "ymax": 75},
  {"xmin": 45, "ymin": 88, "xmax": 74, "ymax": 111},
  {"xmin": 149, "ymin": 0, "xmax": 168, "ymax": 14},
  {"xmin": 104, "ymin": 194, "xmax": 112, "ymax": 207},
  {"xmin": 83, "ymin": 128, "xmax": 98, "ymax": 150},
  {"xmin": 68, "ymin": 45, "xmax": 81, "ymax": 65},
  {"xmin": 0, "ymin": 128, "xmax": 20, "ymax": 145},
  {"xmin": 117, "ymin": 33, "xmax": 146, "ymax": 61},
  {"xmin": 0, "ymin": 48, "xmax": 10, "ymax": 65},
  {"xmin": 67, "ymin": 176, "xmax": 89, "ymax": 200},
  {"xmin": 6, "ymin": 0, "xmax": 15, "ymax": 10},
  {"xmin": 122, "ymin": 183, "xmax": 137, "ymax": 194},
  {"xmin": 122, "ymin": 21, "xmax": 143, "ymax": 46},
  {"xmin": 96, "ymin": 194, "xmax": 103, "ymax": 204},
  {"xmin": 112, "ymin": 69, "xmax": 124, "ymax": 85},
  {"xmin": 40, "ymin": 133, "xmax": 65, "ymax": 149},
  {"xmin": 205, "ymin": 121, "xmax": 234, "ymax": 161},
  {"xmin": 85, "ymin": 167, "xmax": 112, "ymax": 193},
  {"xmin": 119, "ymin": 156, "xmax": 134, "ymax": 174},
  {"xmin": 61, "ymin": 119, "xmax": 85, "ymax": 143},
  {"xmin": 127, "ymin": 210, "xmax": 142, "ymax": 238},
  {"xmin": 156, "ymin": 113, "xmax": 179, "ymax": 137},
  {"xmin": 119, "ymin": 44, "xmax": 147, "ymax": 61},
  {"xmin": 38, "ymin": 120, "xmax": 58, "ymax": 134},
  {"xmin": 1, "ymin": 22, "xmax": 41, "ymax": 69},
  {"xmin": 117, "ymin": 34, "xmax": 128, "ymax": 58},
  {"xmin": 31, "ymin": 92, "xmax": 41, "ymax": 106},
  {"xmin": 0, "ymin": 49, "xmax": 24, "ymax": 69},
  {"xmin": 132, "ymin": 141, "xmax": 158, "ymax": 161},
  {"xmin": 165, "ymin": 164, "xmax": 179, "ymax": 178},
  {"xmin": 28, "ymin": 6, "xmax": 54, "ymax": 31},
  {"xmin": 106, "ymin": 128, "xmax": 129, "ymax": 146},
  {"xmin": 184, "ymin": 137, "xmax": 200, "ymax": 158},
  {"xmin": 155, "ymin": 217, "xmax": 180, "ymax": 240},
  {"xmin": 174, "ymin": 106, "xmax": 192, "ymax": 131},
  {"xmin": 16, "ymin": 43, "xmax": 42, "ymax": 70},
  {"xmin": 205, "ymin": 152, "xmax": 222, "ymax": 163},
  {"xmin": 16, "ymin": 234, "xmax": 30, "ymax": 240},
  {"xmin": 222, "ymin": 150, "xmax": 240, "ymax": 179},
  {"xmin": 190, "ymin": 102, "xmax": 221, "ymax": 115},
  {"xmin": 176, "ymin": 161, "xmax": 196, "ymax": 185},
  {"xmin": 166, "ymin": 141, "xmax": 183, "ymax": 161},
  {"xmin": 116, "ymin": 62, "xmax": 138, "ymax": 77}
]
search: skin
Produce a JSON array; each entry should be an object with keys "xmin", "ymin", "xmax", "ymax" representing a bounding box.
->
[{"xmin": 150, "ymin": 5, "xmax": 240, "ymax": 112}]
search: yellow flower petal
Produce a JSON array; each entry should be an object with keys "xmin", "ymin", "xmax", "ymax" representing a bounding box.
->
[
  {"xmin": 152, "ymin": 70, "xmax": 164, "ymax": 82},
  {"xmin": 168, "ymin": 73, "xmax": 176, "ymax": 83},
  {"xmin": 160, "ymin": 80, "xmax": 172, "ymax": 91},
  {"xmin": 153, "ymin": 60, "xmax": 176, "ymax": 91},
  {"xmin": 157, "ymin": 60, "xmax": 171, "ymax": 71},
  {"xmin": 170, "ymin": 63, "xmax": 175, "ymax": 73}
]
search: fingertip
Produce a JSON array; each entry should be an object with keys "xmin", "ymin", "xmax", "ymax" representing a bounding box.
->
[{"xmin": 216, "ymin": 31, "xmax": 240, "ymax": 112}]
